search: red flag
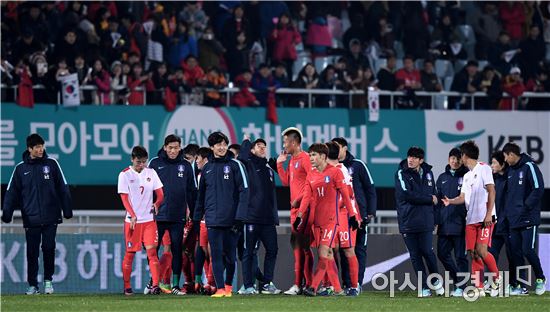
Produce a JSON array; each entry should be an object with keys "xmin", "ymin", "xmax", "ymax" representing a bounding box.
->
[
  {"xmin": 17, "ymin": 69, "xmax": 34, "ymax": 108},
  {"xmin": 266, "ymin": 90, "xmax": 278, "ymax": 124},
  {"xmin": 164, "ymin": 87, "xmax": 177, "ymax": 112}
]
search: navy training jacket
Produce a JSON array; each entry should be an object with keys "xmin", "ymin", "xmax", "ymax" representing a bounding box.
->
[
  {"xmin": 342, "ymin": 151, "xmax": 377, "ymax": 219},
  {"xmin": 435, "ymin": 164, "xmax": 468, "ymax": 236},
  {"xmin": 493, "ymin": 168, "xmax": 509, "ymax": 235}
]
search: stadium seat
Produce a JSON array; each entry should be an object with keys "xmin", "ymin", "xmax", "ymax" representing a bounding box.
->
[
  {"xmin": 314, "ymin": 56, "xmax": 332, "ymax": 73},
  {"xmin": 393, "ymin": 41, "xmax": 404, "ymax": 59},
  {"xmin": 477, "ymin": 60, "xmax": 489, "ymax": 70},
  {"xmin": 435, "ymin": 59, "xmax": 454, "ymax": 78},
  {"xmin": 454, "ymin": 60, "xmax": 468, "ymax": 73},
  {"xmin": 458, "ymin": 25, "xmax": 476, "ymax": 60},
  {"xmin": 395, "ymin": 59, "xmax": 404, "ymax": 71},
  {"xmin": 293, "ymin": 54, "xmax": 312, "ymax": 80},
  {"xmin": 295, "ymin": 42, "xmax": 305, "ymax": 53},
  {"xmin": 415, "ymin": 59, "xmax": 424, "ymax": 70},
  {"xmin": 373, "ymin": 58, "xmax": 387, "ymax": 74},
  {"xmin": 444, "ymin": 76, "xmax": 454, "ymax": 91}
]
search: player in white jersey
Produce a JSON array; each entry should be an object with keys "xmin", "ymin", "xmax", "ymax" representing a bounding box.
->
[
  {"xmin": 442, "ymin": 141, "xmax": 500, "ymax": 297},
  {"xmin": 118, "ymin": 146, "xmax": 164, "ymax": 295}
]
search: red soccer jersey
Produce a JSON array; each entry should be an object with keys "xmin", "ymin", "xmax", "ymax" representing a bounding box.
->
[
  {"xmin": 277, "ymin": 151, "xmax": 312, "ymax": 206},
  {"xmin": 299, "ymin": 164, "xmax": 356, "ymax": 227}
]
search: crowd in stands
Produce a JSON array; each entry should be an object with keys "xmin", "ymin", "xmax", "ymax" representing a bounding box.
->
[{"xmin": 1, "ymin": 1, "xmax": 550, "ymax": 110}]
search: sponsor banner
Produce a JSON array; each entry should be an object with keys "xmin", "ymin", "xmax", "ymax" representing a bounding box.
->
[
  {"xmin": 1, "ymin": 104, "xmax": 425, "ymax": 187},
  {"xmin": 425, "ymin": 111, "xmax": 550, "ymax": 184},
  {"xmin": 4, "ymin": 233, "xmax": 546, "ymax": 293}
]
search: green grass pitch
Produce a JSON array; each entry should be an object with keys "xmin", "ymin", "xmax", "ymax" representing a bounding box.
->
[{"xmin": 2, "ymin": 292, "xmax": 550, "ymax": 312}]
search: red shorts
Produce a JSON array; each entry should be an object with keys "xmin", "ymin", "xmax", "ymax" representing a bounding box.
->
[
  {"xmin": 336, "ymin": 211, "xmax": 356, "ymax": 248},
  {"xmin": 313, "ymin": 224, "xmax": 339, "ymax": 248},
  {"xmin": 124, "ymin": 220, "xmax": 158, "ymax": 252},
  {"xmin": 465, "ymin": 223, "xmax": 494, "ymax": 251},
  {"xmin": 199, "ymin": 221, "xmax": 209, "ymax": 247},
  {"xmin": 160, "ymin": 229, "xmax": 171, "ymax": 246}
]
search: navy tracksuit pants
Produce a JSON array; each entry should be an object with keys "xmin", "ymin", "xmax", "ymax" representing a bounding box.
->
[
  {"xmin": 242, "ymin": 224, "xmax": 278, "ymax": 288},
  {"xmin": 403, "ymin": 231, "xmax": 440, "ymax": 289}
]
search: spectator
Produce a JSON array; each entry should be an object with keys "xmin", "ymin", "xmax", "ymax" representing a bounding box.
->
[
  {"xmin": 430, "ymin": 14, "xmax": 467, "ymax": 61},
  {"xmin": 525, "ymin": 66, "xmax": 550, "ymax": 110},
  {"xmin": 305, "ymin": 14, "xmax": 333, "ymax": 57},
  {"xmin": 179, "ymin": 1, "xmax": 209, "ymax": 39},
  {"xmin": 168, "ymin": 21, "xmax": 198, "ymax": 69},
  {"xmin": 127, "ymin": 62, "xmax": 154, "ymax": 105},
  {"xmin": 110, "ymin": 61, "xmax": 128, "ymax": 104},
  {"xmin": 120, "ymin": 13, "xmax": 147, "ymax": 60},
  {"xmin": 62, "ymin": 1, "xmax": 87, "ymax": 29},
  {"xmin": 43, "ymin": 2, "xmax": 63, "ymax": 45},
  {"xmin": 18, "ymin": 3, "xmax": 49, "ymax": 46},
  {"xmin": 98, "ymin": 16, "xmax": 127, "ymax": 66},
  {"xmin": 251, "ymin": 63, "xmax": 281, "ymax": 106},
  {"xmin": 499, "ymin": 2, "xmax": 526, "ymax": 44},
  {"xmin": 488, "ymin": 32, "xmax": 519, "ymax": 78},
  {"xmin": 518, "ymin": 25, "xmax": 546, "ymax": 80},
  {"xmin": 198, "ymin": 26, "xmax": 226, "ymax": 73},
  {"xmin": 377, "ymin": 54, "xmax": 398, "ymax": 91},
  {"xmin": 243, "ymin": 1, "xmax": 261, "ymax": 43},
  {"xmin": 343, "ymin": 13, "xmax": 367, "ymax": 52},
  {"xmin": 374, "ymin": 16, "xmax": 396, "ymax": 58},
  {"xmin": 395, "ymin": 55, "xmax": 422, "ymax": 108},
  {"xmin": 273, "ymin": 62, "xmax": 289, "ymax": 107},
  {"xmin": 12, "ymin": 29, "xmax": 44, "ymax": 64},
  {"xmin": 52, "ymin": 29, "xmax": 86, "ymax": 68},
  {"xmin": 222, "ymin": 5, "xmax": 251, "ymax": 52},
  {"xmin": 349, "ymin": 66, "xmax": 377, "ymax": 108},
  {"xmin": 204, "ymin": 67, "xmax": 227, "ymax": 107},
  {"xmin": 269, "ymin": 12, "xmax": 301, "ymax": 80},
  {"xmin": 233, "ymin": 70, "xmax": 259, "ymax": 107},
  {"xmin": 226, "ymin": 31, "xmax": 252, "ymax": 80},
  {"xmin": 289, "ymin": 62, "xmax": 319, "ymax": 107},
  {"xmin": 28, "ymin": 53, "xmax": 48, "ymax": 92},
  {"xmin": 451, "ymin": 60, "xmax": 481, "ymax": 109},
  {"xmin": 500, "ymin": 67, "xmax": 526, "ymax": 110},
  {"xmin": 472, "ymin": 65, "xmax": 502, "ymax": 110},
  {"xmin": 151, "ymin": 62, "xmax": 171, "ymax": 104},
  {"xmin": 91, "ymin": 58, "xmax": 111, "ymax": 105},
  {"xmin": 470, "ymin": 2, "xmax": 502, "ymax": 60},
  {"xmin": 402, "ymin": 2, "xmax": 430, "ymax": 59},
  {"xmin": 182, "ymin": 55, "xmax": 206, "ymax": 88},
  {"xmin": 316, "ymin": 65, "xmax": 347, "ymax": 108},
  {"xmin": 258, "ymin": 1, "xmax": 289, "ymax": 40},
  {"xmin": 74, "ymin": 54, "xmax": 90, "ymax": 86},
  {"xmin": 420, "ymin": 60, "xmax": 443, "ymax": 92},
  {"xmin": 344, "ymin": 39, "xmax": 371, "ymax": 74}
]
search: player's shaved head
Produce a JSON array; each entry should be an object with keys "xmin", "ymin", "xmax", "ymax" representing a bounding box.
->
[{"xmin": 284, "ymin": 130, "xmax": 302, "ymax": 144}]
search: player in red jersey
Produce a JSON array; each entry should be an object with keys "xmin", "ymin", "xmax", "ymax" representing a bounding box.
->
[
  {"xmin": 294, "ymin": 143, "xmax": 359, "ymax": 296},
  {"xmin": 277, "ymin": 127, "xmax": 314, "ymax": 295},
  {"xmin": 118, "ymin": 146, "xmax": 164, "ymax": 295}
]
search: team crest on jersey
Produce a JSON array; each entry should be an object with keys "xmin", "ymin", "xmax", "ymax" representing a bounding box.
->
[
  {"xmin": 295, "ymin": 161, "xmax": 299, "ymax": 169},
  {"xmin": 519, "ymin": 171, "xmax": 524, "ymax": 185},
  {"xmin": 178, "ymin": 164, "xmax": 185, "ymax": 177},
  {"xmin": 325, "ymin": 176, "xmax": 330, "ymax": 183},
  {"xmin": 127, "ymin": 241, "xmax": 132, "ymax": 248},
  {"xmin": 147, "ymin": 177, "xmax": 151, "ymax": 182},
  {"xmin": 223, "ymin": 165, "xmax": 230, "ymax": 180},
  {"xmin": 42, "ymin": 166, "xmax": 50, "ymax": 180},
  {"xmin": 426, "ymin": 173, "xmax": 432, "ymax": 186}
]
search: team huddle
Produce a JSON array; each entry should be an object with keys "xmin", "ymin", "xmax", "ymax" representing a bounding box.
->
[{"xmin": 116, "ymin": 127, "xmax": 546, "ymax": 298}]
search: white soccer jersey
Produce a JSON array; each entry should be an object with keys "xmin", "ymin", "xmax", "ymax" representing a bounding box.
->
[
  {"xmin": 461, "ymin": 162, "xmax": 496, "ymax": 225},
  {"xmin": 118, "ymin": 166, "xmax": 163, "ymax": 223},
  {"xmin": 336, "ymin": 163, "xmax": 358, "ymax": 215}
]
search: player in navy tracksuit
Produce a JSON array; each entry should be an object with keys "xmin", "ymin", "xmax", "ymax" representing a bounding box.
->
[
  {"xmin": 238, "ymin": 136, "xmax": 281, "ymax": 295},
  {"xmin": 435, "ymin": 148, "xmax": 468, "ymax": 296},
  {"xmin": 394, "ymin": 147, "xmax": 443, "ymax": 297},
  {"xmin": 193, "ymin": 132, "xmax": 249, "ymax": 297},
  {"xmin": 332, "ymin": 137, "xmax": 377, "ymax": 292},
  {"xmin": 148, "ymin": 134, "xmax": 197, "ymax": 294},
  {"xmin": 2, "ymin": 134, "xmax": 72, "ymax": 295},
  {"xmin": 503, "ymin": 143, "xmax": 546, "ymax": 295}
]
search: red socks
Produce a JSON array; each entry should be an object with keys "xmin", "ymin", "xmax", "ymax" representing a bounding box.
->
[
  {"xmin": 182, "ymin": 254, "xmax": 193, "ymax": 284},
  {"xmin": 293, "ymin": 248, "xmax": 305, "ymax": 286},
  {"xmin": 326, "ymin": 258, "xmax": 342, "ymax": 292},
  {"xmin": 122, "ymin": 252, "xmax": 135, "ymax": 289},
  {"xmin": 472, "ymin": 257, "xmax": 484, "ymax": 288},
  {"xmin": 311, "ymin": 256, "xmax": 329, "ymax": 290},
  {"xmin": 206, "ymin": 258, "xmax": 215, "ymax": 286},
  {"xmin": 146, "ymin": 248, "xmax": 160, "ymax": 286},
  {"xmin": 347, "ymin": 255, "xmax": 359, "ymax": 288},
  {"xmin": 482, "ymin": 252, "xmax": 500, "ymax": 279},
  {"xmin": 304, "ymin": 249, "xmax": 314, "ymax": 287}
]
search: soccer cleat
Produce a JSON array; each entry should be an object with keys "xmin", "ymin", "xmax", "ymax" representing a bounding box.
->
[
  {"xmin": 333, "ymin": 289, "xmax": 346, "ymax": 296},
  {"xmin": 203, "ymin": 284, "xmax": 214, "ymax": 295},
  {"xmin": 124, "ymin": 288, "xmax": 134, "ymax": 296},
  {"xmin": 182, "ymin": 282, "xmax": 194, "ymax": 294},
  {"xmin": 261, "ymin": 282, "xmax": 281, "ymax": 295},
  {"xmin": 239, "ymin": 287, "xmax": 258, "ymax": 295},
  {"xmin": 535, "ymin": 279, "xmax": 546, "ymax": 296},
  {"xmin": 150, "ymin": 285, "xmax": 161, "ymax": 295},
  {"xmin": 317, "ymin": 286, "xmax": 334, "ymax": 296},
  {"xmin": 433, "ymin": 280, "xmax": 445, "ymax": 296},
  {"xmin": 451, "ymin": 288, "xmax": 464, "ymax": 297},
  {"xmin": 284, "ymin": 284, "xmax": 302, "ymax": 295},
  {"xmin": 159, "ymin": 282, "xmax": 172, "ymax": 294},
  {"xmin": 224, "ymin": 286, "xmax": 233, "ymax": 297},
  {"xmin": 483, "ymin": 280, "xmax": 491, "ymax": 292},
  {"xmin": 237, "ymin": 285, "xmax": 246, "ymax": 295},
  {"xmin": 143, "ymin": 282, "xmax": 152, "ymax": 294},
  {"xmin": 476, "ymin": 288, "xmax": 486, "ymax": 297},
  {"xmin": 194, "ymin": 283, "xmax": 203, "ymax": 294},
  {"xmin": 346, "ymin": 288, "xmax": 359, "ymax": 296},
  {"xmin": 171, "ymin": 286, "xmax": 186, "ymax": 295},
  {"xmin": 25, "ymin": 286, "xmax": 40, "ymax": 295},
  {"xmin": 490, "ymin": 276, "xmax": 502, "ymax": 297},
  {"xmin": 44, "ymin": 280, "xmax": 54, "ymax": 294},
  {"xmin": 303, "ymin": 287, "xmax": 317, "ymax": 297},
  {"xmin": 211, "ymin": 289, "xmax": 225, "ymax": 298},
  {"xmin": 418, "ymin": 288, "xmax": 432, "ymax": 297}
]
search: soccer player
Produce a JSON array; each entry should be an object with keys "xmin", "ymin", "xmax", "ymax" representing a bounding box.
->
[
  {"xmin": 434, "ymin": 148, "xmax": 469, "ymax": 297},
  {"xmin": 332, "ymin": 137, "xmax": 376, "ymax": 293},
  {"xmin": 325, "ymin": 142, "xmax": 361, "ymax": 296},
  {"xmin": 183, "ymin": 143, "xmax": 200, "ymax": 163},
  {"xmin": 193, "ymin": 147, "xmax": 217, "ymax": 294},
  {"xmin": 238, "ymin": 135, "xmax": 281, "ymax": 295},
  {"xmin": 118, "ymin": 146, "xmax": 164, "ymax": 295},
  {"xmin": 442, "ymin": 141, "xmax": 500, "ymax": 297},
  {"xmin": 502, "ymin": 142, "xmax": 546, "ymax": 295},
  {"xmin": 395, "ymin": 146, "xmax": 444, "ymax": 297},
  {"xmin": 193, "ymin": 132, "xmax": 249, "ymax": 297},
  {"xmin": 2, "ymin": 133, "xmax": 72, "ymax": 295},
  {"xmin": 295, "ymin": 143, "xmax": 358, "ymax": 296},
  {"xmin": 147, "ymin": 134, "xmax": 197, "ymax": 295},
  {"xmin": 277, "ymin": 127, "xmax": 314, "ymax": 295},
  {"xmin": 489, "ymin": 150, "xmax": 525, "ymax": 295}
]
